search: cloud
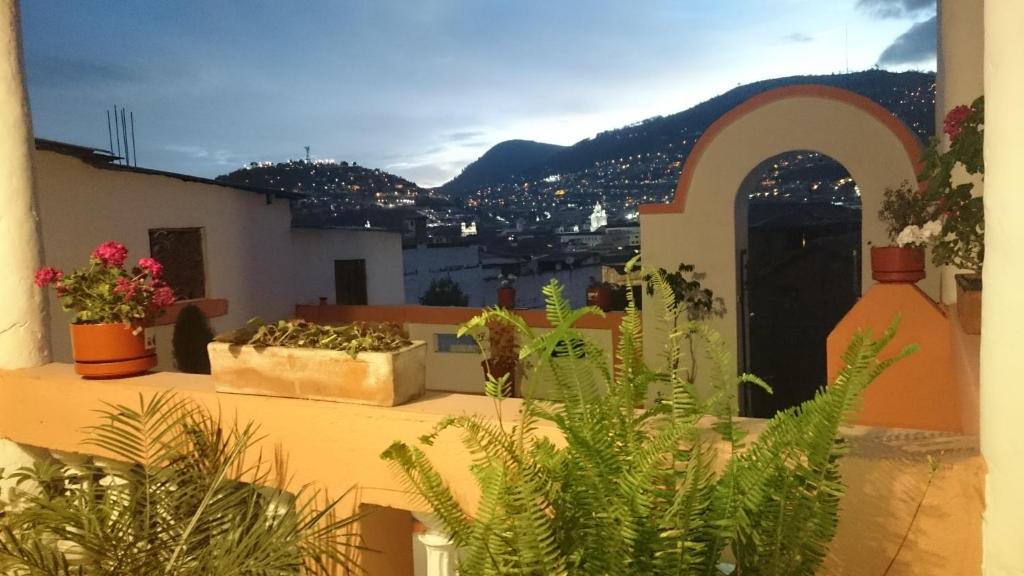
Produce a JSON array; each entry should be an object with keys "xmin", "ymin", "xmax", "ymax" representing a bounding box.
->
[
  {"xmin": 857, "ymin": 0, "xmax": 935, "ymax": 19},
  {"xmin": 877, "ymin": 15, "xmax": 937, "ymax": 66},
  {"xmin": 446, "ymin": 130, "xmax": 485, "ymax": 142},
  {"xmin": 27, "ymin": 57, "xmax": 143, "ymax": 88},
  {"xmin": 784, "ymin": 32, "xmax": 814, "ymax": 43}
]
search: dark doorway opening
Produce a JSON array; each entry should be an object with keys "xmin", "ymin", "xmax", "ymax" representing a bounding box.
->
[
  {"xmin": 737, "ymin": 152, "xmax": 862, "ymax": 417},
  {"xmin": 334, "ymin": 259, "xmax": 368, "ymax": 305}
]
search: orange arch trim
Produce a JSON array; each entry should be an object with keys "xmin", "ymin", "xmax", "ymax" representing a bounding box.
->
[{"xmin": 638, "ymin": 84, "xmax": 925, "ymax": 215}]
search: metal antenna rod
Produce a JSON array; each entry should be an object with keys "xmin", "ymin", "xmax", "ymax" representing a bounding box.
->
[
  {"xmin": 121, "ymin": 107, "xmax": 130, "ymax": 167},
  {"xmin": 130, "ymin": 111, "xmax": 137, "ymax": 167},
  {"xmin": 106, "ymin": 110, "xmax": 114, "ymax": 156},
  {"xmin": 113, "ymin": 105, "xmax": 122, "ymax": 163}
]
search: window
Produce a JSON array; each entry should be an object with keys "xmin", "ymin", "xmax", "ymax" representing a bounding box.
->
[
  {"xmin": 149, "ymin": 228, "xmax": 206, "ymax": 300},
  {"xmin": 334, "ymin": 259, "xmax": 368, "ymax": 305}
]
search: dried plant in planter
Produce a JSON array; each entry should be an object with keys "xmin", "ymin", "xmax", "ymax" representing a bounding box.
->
[{"xmin": 220, "ymin": 318, "xmax": 411, "ymax": 357}]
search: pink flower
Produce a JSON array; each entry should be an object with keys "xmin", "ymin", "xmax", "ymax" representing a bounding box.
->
[
  {"xmin": 34, "ymin": 266, "xmax": 63, "ymax": 288},
  {"xmin": 151, "ymin": 285, "xmax": 177, "ymax": 309},
  {"xmin": 137, "ymin": 257, "xmax": 163, "ymax": 278},
  {"xmin": 91, "ymin": 241, "xmax": 128, "ymax": 268},
  {"xmin": 944, "ymin": 105, "xmax": 971, "ymax": 142},
  {"xmin": 113, "ymin": 276, "xmax": 138, "ymax": 301}
]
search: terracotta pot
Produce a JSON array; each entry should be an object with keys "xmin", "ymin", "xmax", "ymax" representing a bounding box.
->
[
  {"xmin": 955, "ymin": 274, "xmax": 982, "ymax": 335},
  {"xmin": 587, "ymin": 284, "xmax": 612, "ymax": 311},
  {"xmin": 69, "ymin": 323, "xmax": 157, "ymax": 378},
  {"xmin": 870, "ymin": 246, "xmax": 926, "ymax": 283},
  {"xmin": 497, "ymin": 286, "xmax": 516, "ymax": 309},
  {"xmin": 482, "ymin": 359, "xmax": 516, "ymax": 397}
]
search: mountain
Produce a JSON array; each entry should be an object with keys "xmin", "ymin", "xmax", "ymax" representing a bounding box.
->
[
  {"xmin": 442, "ymin": 140, "xmax": 565, "ymax": 194},
  {"xmin": 443, "ymin": 70, "xmax": 935, "ymax": 195}
]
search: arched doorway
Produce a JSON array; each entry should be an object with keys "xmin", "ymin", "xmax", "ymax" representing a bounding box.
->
[
  {"xmin": 638, "ymin": 85, "xmax": 928, "ymax": 406},
  {"xmin": 737, "ymin": 151, "xmax": 862, "ymax": 416}
]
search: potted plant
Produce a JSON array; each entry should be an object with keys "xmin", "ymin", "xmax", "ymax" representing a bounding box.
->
[
  {"xmin": 920, "ymin": 97, "xmax": 985, "ymax": 333},
  {"xmin": 874, "ymin": 182, "xmax": 940, "ymax": 283},
  {"xmin": 497, "ymin": 273, "xmax": 517, "ymax": 309},
  {"xmin": 480, "ymin": 317, "xmax": 520, "ymax": 397},
  {"xmin": 34, "ymin": 241, "xmax": 176, "ymax": 378},
  {"xmin": 208, "ymin": 318, "xmax": 426, "ymax": 406},
  {"xmin": 586, "ymin": 277, "xmax": 612, "ymax": 311}
]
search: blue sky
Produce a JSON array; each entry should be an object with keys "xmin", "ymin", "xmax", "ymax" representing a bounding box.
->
[{"xmin": 21, "ymin": 0, "xmax": 936, "ymax": 187}]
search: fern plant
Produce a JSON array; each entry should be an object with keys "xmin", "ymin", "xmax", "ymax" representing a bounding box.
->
[
  {"xmin": 0, "ymin": 391, "xmax": 362, "ymax": 575},
  {"xmin": 382, "ymin": 258, "xmax": 912, "ymax": 575}
]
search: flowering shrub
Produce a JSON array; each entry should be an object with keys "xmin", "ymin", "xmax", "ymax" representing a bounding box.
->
[
  {"xmin": 878, "ymin": 181, "xmax": 934, "ymax": 246},
  {"xmin": 34, "ymin": 241, "xmax": 177, "ymax": 325},
  {"xmin": 919, "ymin": 96, "xmax": 985, "ymax": 272}
]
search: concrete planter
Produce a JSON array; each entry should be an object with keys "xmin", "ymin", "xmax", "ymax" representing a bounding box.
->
[
  {"xmin": 955, "ymin": 274, "xmax": 982, "ymax": 335},
  {"xmin": 208, "ymin": 340, "xmax": 427, "ymax": 406}
]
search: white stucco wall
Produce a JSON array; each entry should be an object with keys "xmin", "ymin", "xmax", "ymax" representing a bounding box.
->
[
  {"xmin": 33, "ymin": 150, "xmax": 296, "ymax": 370},
  {"xmin": 290, "ymin": 227, "xmax": 404, "ymax": 306},
  {"xmin": 640, "ymin": 89, "xmax": 926, "ymax": 393},
  {"xmin": 937, "ymin": 0, "xmax": 985, "ymax": 304},
  {"xmin": 981, "ymin": 2, "xmax": 1024, "ymax": 574},
  {"xmin": 33, "ymin": 149, "xmax": 408, "ymax": 371}
]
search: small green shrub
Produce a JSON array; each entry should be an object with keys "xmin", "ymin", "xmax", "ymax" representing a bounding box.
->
[
  {"xmin": 172, "ymin": 304, "xmax": 214, "ymax": 374},
  {"xmin": 220, "ymin": 318, "xmax": 411, "ymax": 357},
  {"xmin": 383, "ymin": 258, "xmax": 913, "ymax": 576},
  {"xmin": 419, "ymin": 277, "xmax": 469, "ymax": 307}
]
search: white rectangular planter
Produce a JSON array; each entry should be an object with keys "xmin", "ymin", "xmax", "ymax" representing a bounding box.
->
[{"xmin": 208, "ymin": 340, "xmax": 426, "ymax": 407}]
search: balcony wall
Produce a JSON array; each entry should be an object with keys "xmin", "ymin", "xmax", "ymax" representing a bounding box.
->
[
  {"xmin": 0, "ymin": 364, "xmax": 983, "ymax": 576},
  {"xmin": 295, "ymin": 304, "xmax": 623, "ymax": 396}
]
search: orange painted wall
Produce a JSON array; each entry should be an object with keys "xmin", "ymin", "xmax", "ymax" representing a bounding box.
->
[{"xmin": 827, "ymin": 283, "xmax": 962, "ymax": 432}]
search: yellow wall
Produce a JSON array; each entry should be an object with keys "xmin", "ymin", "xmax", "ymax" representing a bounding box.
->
[
  {"xmin": 640, "ymin": 88, "xmax": 929, "ymax": 396},
  {"xmin": 981, "ymin": 2, "xmax": 1024, "ymax": 573},
  {"xmin": 407, "ymin": 322, "xmax": 614, "ymax": 395}
]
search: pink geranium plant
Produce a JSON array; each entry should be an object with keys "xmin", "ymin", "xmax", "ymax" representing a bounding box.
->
[{"xmin": 34, "ymin": 241, "xmax": 177, "ymax": 325}]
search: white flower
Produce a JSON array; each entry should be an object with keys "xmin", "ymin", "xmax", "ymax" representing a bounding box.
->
[
  {"xmin": 896, "ymin": 225, "xmax": 924, "ymax": 247},
  {"xmin": 922, "ymin": 219, "xmax": 943, "ymax": 239},
  {"xmin": 896, "ymin": 220, "xmax": 943, "ymax": 247}
]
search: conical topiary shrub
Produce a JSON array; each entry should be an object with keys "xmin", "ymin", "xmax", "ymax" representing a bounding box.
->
[{"xmin": 172, "ymin": 304, "xmax": 214, "ymax": 374}]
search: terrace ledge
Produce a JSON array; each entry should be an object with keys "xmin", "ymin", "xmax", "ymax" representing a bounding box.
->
[{"xmin": 0, "ymin": 363, "xmax": 984, "ymax": 575}]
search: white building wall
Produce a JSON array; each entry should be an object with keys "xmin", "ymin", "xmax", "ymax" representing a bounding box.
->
[
  {"xmin": 291, "ymin": 228, "xmax": 404, "ymax": 305},
  {"xmin": 33, "ymin": 149, "xmax": 402, "ymax": 371}
]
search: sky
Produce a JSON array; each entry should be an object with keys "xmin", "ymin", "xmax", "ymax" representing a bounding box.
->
[{"xmin": 21, "ymin": 0, "xmax": 936, "ymax": 188}]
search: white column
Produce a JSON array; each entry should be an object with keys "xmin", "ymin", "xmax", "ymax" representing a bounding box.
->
[
  {"xmin": 417, "ymin": 529, "xmax": 458, "ymax": 576},
  {"xmin": 982, "ymin": 2, "xmax": 1024, "ymax": 574},
  {"xmin": 936, "ymin": 0, "xmax": 985, "ymax": 303},
  {"xmin": 0, "ymin": 0, "xmax": 49, "ymax": 369}
]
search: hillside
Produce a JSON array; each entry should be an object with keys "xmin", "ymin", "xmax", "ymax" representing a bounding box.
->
[
  {"xmin": 443, "ymin": 70, "xmax": 934, "ymax": 195},
  {"xmin": 442, "ymin": 139, "xmax": 565, "ymax": 194},
  {"xmin": 216, "ymin": 158, "xmax": 428, "ymax": 226}
]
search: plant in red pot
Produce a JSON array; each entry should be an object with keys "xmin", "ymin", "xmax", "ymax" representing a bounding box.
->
[
  {"xmin": 497, "ymin": 273, "xmax": 517, "ymax": 309},
  {"xmin": 35, "ymin": 241, "xmax": 177, "ymax": 378},
  {"xmin": 873, "ymin": 182, "xmax": 940, "ymax": 284}
]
